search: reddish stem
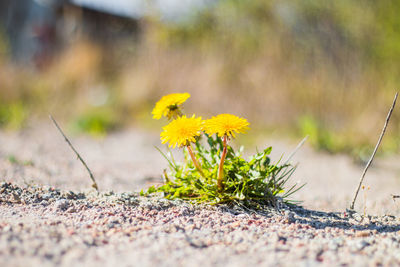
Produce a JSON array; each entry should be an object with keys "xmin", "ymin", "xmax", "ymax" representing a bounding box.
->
[
  {"xmin": 187, "ymin": 145, "xmax": 205, "ymax": 178},
  {"xmin": 217, "ymin": 135, "xmax": 228, "ymax": 190}
]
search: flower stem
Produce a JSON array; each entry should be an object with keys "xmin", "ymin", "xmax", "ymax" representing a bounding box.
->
[
  {"xmin": 187, "ymin": 145, "xmax": 206, "ymax": 178},
  {"xmin": 217, "ymin": 135, "xmax": 228, "ymax": 191},
  {"xmin": 168, "ymin": 108, "xmax": 183, "ymax": 120}
]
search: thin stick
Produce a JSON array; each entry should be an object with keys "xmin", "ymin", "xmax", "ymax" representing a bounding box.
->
[
  {"xmin": 50, "ymin": 115, "xmax": 99, "ymax": 191},
  {"xmin": 284, "ymin": 135, "xmax": 309, "ymax": 165},
  {"xmin": 350, "ymin": 92, "xmax": 398, "ymax": 210}
]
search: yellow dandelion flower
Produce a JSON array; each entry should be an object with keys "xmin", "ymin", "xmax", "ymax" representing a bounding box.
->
[
  {"xmin": 152, "ymin": 93, "xmax": 191, "ymax": 120},
  {"xmin": 160, "ymin": 115, "xmax": 203, "ymax": 148},
  {"xmin": 204, "ymin": 114, "xmax": 250, "ymax": 138}
]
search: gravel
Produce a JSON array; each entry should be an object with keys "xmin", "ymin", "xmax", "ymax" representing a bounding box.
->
[
  {"xmin": 2, "ymin": 126, "xmax": 400, "ymax": 266},
  {"xmin": 2, "ymin": 182, "xmax": 400, "ymax": 267}
]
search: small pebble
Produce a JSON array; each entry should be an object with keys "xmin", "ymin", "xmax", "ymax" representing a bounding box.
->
[{"xmin": 54, "ymin": 199, "xmax": 70, "ymax": 211}]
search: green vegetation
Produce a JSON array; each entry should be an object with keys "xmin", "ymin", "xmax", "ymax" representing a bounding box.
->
[
  {"xmin": 141, "ymin": 93, "xmax": 303, "ymax": 207},
  {"xmin": 70, "ymin": 107, "xmax": 119, "ymax": 137},
  {"xmin": 143, "ymin": 136, "xmax": 303, "ymax": 206},
  {"xmin": 7, "ymin": 154, "xmax": 34, "ymax": 166},
  {"xmin": 0, "ymin": 102, "xmax": 28, "ymax": 130}
]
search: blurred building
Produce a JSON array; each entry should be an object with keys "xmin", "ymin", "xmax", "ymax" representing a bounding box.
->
[
  {"xmin": 0, "ymin": 0, "xmax": 140, "ymax": 68},
  {"xmin": 0, "ymin": 0, "xmax": 209, "ymax": 68}
]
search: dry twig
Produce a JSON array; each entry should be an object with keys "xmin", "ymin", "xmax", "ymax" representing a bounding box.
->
[
  {"xmin": 349, "ymin": 92, "xmax": 398, "ymax": 210},
  {"xmin": 50, "ymin": 115, "xmax": 99, "ymax": 191},
  {"xmin": 284, "ymin": 135, "xmax": 309, "ymax": 165}
]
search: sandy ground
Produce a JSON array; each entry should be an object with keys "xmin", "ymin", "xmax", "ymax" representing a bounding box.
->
[
  {"xmin": 1, "ymin": 124, "xmax": 400, "ymax": 266},
  {"xmin": 1, "ymin": 124, "xmax": 399, "ymax": 214}
]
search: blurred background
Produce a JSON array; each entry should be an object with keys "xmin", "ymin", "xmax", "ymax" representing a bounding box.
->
[{"xmin": 1, "ymin": 0, "xmax": 400, "ymax": 160}]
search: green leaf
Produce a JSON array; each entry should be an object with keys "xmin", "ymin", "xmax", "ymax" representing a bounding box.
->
[{"xmin": 143, "ymin": 134, "xmax": 304, "ymax": 207}]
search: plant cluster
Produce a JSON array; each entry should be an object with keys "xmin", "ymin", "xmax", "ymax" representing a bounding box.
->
[{"xmin": 141, "ymin": 93, "xmax": 304, "ymax": 207}]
